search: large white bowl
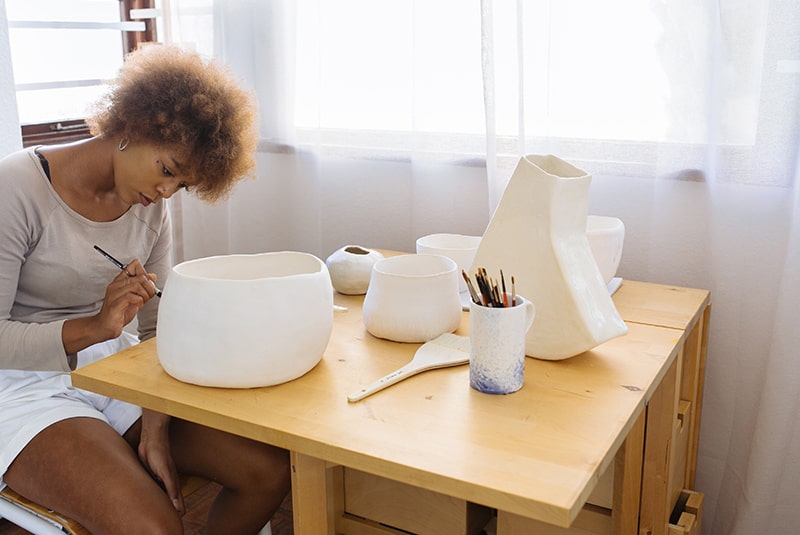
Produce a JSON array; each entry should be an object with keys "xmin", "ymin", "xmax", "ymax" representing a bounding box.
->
[
  {"xmin": 586, "ymin": 215, "xmax": 625, "ymax": 284},
  {"xmin": 362, "ymin": 254, "xmax": 462, "ymax": 343},
  {"xmin": 156, "ymin": 251, "xmax": 333, "ymax": 388}
]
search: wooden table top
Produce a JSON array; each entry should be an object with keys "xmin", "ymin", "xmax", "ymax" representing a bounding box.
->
[{"xmin": 71, "ymin": 280, "xmax": 709, "ymax": 527}]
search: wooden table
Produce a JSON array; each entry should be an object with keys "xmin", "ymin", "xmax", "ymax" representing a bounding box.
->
[{"xmin": 71, "ymin": 280, "xmax": 710, "ymax": 534}]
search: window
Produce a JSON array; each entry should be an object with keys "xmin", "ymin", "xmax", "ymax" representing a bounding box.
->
[{"xmin": 5, "ymin": 0, "xmax": 159, "ymax": 146}]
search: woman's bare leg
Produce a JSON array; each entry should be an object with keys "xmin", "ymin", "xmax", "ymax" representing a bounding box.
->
[
  {"xmin": 164, "ymin": 418, "xmax": 291, "ymax": 535},
  {"xmin": 4, "ymin": 417, "xmax": 182, "ymax": 535}
]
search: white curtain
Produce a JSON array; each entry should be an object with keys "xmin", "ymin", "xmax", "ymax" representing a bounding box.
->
[
  {"xmin": 162, "ymin": 0, "xmax": 492, "ymax": 263},
  {"xmin": 164, "ymin": 1, "xmax": 800, "ymax": 533}
]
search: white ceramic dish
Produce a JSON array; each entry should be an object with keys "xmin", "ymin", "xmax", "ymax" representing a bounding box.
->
[
  {"xmin": 362, "ymin": 254, "xmax": 461, "ymax": 343},
  {"xmin": 416, "ymin": 233, "xmax": 482, "ymax": 293},
  {"xmin": 156, "ymin": 251, "xmax": 333, "ymax": 388},
  {"xmin": 586, "ymin": 215, "xmax": 625, "ymax": 284}
]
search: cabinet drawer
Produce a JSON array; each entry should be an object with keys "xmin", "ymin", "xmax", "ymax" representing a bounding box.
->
[
  {"xmin": 497, "ymin": 504, "xmax": 611, "ymax": 535},
  {"xmin": 669, "ymin": 400, "xmax": 692, "ymax": 508},
  {"xmin": 340, "ymin": 468, "xmax": 491, "ymax": 535},
  {"xmin": 668, "ymin": 490, "xmax": 704, "ymax": 535}
]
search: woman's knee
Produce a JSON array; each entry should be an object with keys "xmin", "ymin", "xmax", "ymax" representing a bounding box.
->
[
  {"xmin": 121, "ymin": 505, "xmax": 183, "ymax": 535},
  {"xmin": 171, "ymin": 421, "xmax": 290, "ymax": 495},
  {"xmin": 234, "ymin": 443, "xmax": 291, "ymax": 497},
  {"xmin": 263, "ymin": 445, "xmax": 291, "ymax": 493}
]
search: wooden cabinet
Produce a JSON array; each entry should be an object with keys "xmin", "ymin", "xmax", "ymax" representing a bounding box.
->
[
  {"xmin": 635, "ymin": 281, "xmax": 709, "ymax": 535},
  {"xmin": 496, "ymin": 281, "xmax": 710, "ymax": 535},
  {"xmin": 335, "ymin": 281, "xmax": 711, "ymax": 535}
]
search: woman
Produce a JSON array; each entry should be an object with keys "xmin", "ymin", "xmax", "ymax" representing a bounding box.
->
[{"xmin": 0, "ymin": 45, "xmax": 290, "ymax": 534}]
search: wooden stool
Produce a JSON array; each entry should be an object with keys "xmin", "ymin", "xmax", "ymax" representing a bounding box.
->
[{"xmin": 0, "ymin": 475, "xmax": 209, "ymax": 535}]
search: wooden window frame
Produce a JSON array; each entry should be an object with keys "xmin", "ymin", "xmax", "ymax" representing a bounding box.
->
[{"xmin": 19, "ymin": 0, "xmax": 157, "ymax": 147}]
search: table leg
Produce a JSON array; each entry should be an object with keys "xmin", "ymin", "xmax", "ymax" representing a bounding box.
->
[
  {"xmin": 639, "ymin": 358, "xmax": 679, "ymax": 535},
  {"xmin": 613, "ymin": 410, "xmax": 645, "ymax": 534},
  {"xmin": 290, "ymin": 451, "xmax": 332, "ymax": 534}
]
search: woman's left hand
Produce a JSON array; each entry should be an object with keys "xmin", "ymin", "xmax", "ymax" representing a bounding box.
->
[{"xmin": 138, "ymin": 409, "xmax": 185, "ymax": 515}]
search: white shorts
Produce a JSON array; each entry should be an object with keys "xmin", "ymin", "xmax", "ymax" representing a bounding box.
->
[{"xmin": 0, "ymin": 332, "xmax": 143, "ymax": 489}]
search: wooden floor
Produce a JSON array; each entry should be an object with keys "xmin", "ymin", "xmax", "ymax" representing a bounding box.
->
[{"xmin": 0, "ymin": 482, "xmax": 294, "ymax": 534}]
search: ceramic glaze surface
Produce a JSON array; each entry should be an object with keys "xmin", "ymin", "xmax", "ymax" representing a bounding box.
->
[
  {"xmin": 362, "ymin": 254, "xmax": 462, "ymax": 343},
  {"xmin": 156, "ymin": 251, "xmax": 333, "ymax": 388},
  {"xmin": 471, "ymin": 154, "xmax": 628, "ymax": 360},
  {"xmin": 586, "ymin": 215, "xmax": 625, "ymax": 284},
  {"xmin": 326, "ymin": 245, "xmax": 384, "ymax": 295},
  {"xmin": 416, "ymin": 233, "xmax": 482, "ymax": 293},
  {"xmin": 469, "ymin": 295, "xmax": 535, "ymax": 395}
]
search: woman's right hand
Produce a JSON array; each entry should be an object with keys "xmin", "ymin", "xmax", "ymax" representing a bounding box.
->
[
  {"xmin": 95, "ymin": 259, "xmax": 157, "ymax": 338},
  {"xmin": 61, "ymin": 259, "xmax": 159, "ymax": 358}
]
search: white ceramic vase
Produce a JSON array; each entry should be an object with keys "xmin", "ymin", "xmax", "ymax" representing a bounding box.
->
[
  {"xmin": 362, "ymin": 254, "xmax": 462, "ymax": 343},
  {"xmin": 326, "ymin": 245, "xmax": 384, "ymax": 295},
  {"xmin": 470, "ymin": 154, "xmax": 628, "ymax": 360},
  {"xmin": 156, "ymin": 251, "xmax": 333, "ymax": 388}
]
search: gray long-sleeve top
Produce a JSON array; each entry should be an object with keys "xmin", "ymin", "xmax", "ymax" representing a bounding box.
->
[{"xmin": 0, "ymin": 147, "xmax": 172, "ymax": 372}]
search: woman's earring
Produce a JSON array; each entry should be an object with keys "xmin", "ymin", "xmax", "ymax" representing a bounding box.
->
[{"xmin": 118, "ymin": 138, "xmax": 129, "ymax": 151}]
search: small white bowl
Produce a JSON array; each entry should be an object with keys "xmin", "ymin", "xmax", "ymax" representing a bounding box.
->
[
  {"xmin": 326, "ymin": 245, "xmax": 384, "ymax": 295},
  {"xmin": 156, "ymin": 251, "xmax": 333, "ymax": 388},
  {"xmin": 362, "ymin": 254, "xmax": 462, "ymax": 343},
  {"xmin": 586, "ymin": 215, "xmax": 625, "ymax": 284},
  {"xmin": 416, "ymin": 233, "xmax": 482, "ymax": 293}
]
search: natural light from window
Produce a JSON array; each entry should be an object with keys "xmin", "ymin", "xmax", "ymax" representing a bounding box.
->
[
  {"xmin": 6, "ymin": 0, "xmax": 131, "ymax": 125},
  {"xmin": 293, "ymin": 0, "xmax": 675, "ymax": 143},
  {"xmin": 7, "ymin": 0, "xmax": 762, "ymax": 150}
]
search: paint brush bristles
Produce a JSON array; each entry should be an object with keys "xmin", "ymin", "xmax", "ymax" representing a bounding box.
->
[
  {"xmin": 465, "ymin": 267, "xmax": 516, "ymax": 308},
  {"xmin": 462, "ymin": 269, "xmax": 481, "ymax": 305},
  {"xmin": 500, "ymin": 269, "xmax": 509, "ymax": 308},
  {"xmin": 511, "ymin": 276, "xmax": 516, "ymax": 307}
]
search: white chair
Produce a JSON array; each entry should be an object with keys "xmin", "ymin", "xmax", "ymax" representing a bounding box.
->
[
  {"xmin": 0, "ymin": 485, "xmax": 90, "ymax": 534},
  {"xmin": 0, "ymin": 475, "xmax": 210, "ymax": 535}
]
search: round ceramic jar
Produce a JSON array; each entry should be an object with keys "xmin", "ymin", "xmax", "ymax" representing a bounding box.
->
[
  {"xmin": 326, "ymin": 245, "xmax": 384, "ymax": 295},
  {"xmin": 415, "ymin": 233, "xmax": 482, "ymax": 293},
  {"xmin": 156, "ymin": 251, "xmax": 333, "ymax": 388},
  {"xmin": 586, "ymin": 215, "xmax": 625, "ymax": 284},
  {"xmin": 362, "ymin": 254, "xmax": 462, "ymax": 343}
]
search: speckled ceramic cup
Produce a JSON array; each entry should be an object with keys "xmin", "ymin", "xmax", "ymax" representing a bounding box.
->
[{"xmin": 469, "ymin": 295, "xmax": 535, "ymax": 394}]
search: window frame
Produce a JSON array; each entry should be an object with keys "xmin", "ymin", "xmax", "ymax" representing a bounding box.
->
[{"xmin": 17, "ymin": 0, "xmax": 157, "ymax": 147}]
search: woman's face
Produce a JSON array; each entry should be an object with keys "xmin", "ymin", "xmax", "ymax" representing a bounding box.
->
[{"xmin": 115, "ymin": 142, "xmax": 194, "ymax": 207}]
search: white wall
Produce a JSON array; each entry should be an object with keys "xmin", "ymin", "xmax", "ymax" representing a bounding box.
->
[
  {"xmin": 0, "ymin": 0, "xmax": 22, "ymax": 156},
  {"xmin": 179, "ymin": 151, "xmax": 492, "ymax": 263}
]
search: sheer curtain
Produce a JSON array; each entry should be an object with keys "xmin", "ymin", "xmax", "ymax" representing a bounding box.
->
[
  {"xmin": 164, "ymin": 1, "xmax": 800, "ymax": 533},
  {"xmin": 163, "ymin": 0, "xmax": 491, "ymax": 263},
  {"xmin": 482, "ymin": 2, "xmax": 800, "ymax": 534}
]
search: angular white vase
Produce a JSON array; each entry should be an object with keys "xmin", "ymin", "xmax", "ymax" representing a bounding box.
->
[{"xmin": 471, "ymin": 155, "xmax": 628, "ymax": 360}]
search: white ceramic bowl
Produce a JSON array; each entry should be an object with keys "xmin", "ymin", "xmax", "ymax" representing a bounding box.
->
[
  {"xmin": 156, "ymin": 251, "xmax": 333, "ymax": 388},
  {"xmin": 416, "ymin": 233, "xmax": 482, "ymax": 293},
  {"xmin": 586, "ymin": 215, "xmax": 625, "ymax": 284},
  {"xmin": 362, "ymin": 254, "xmax": 462, "ymax": 343}
]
